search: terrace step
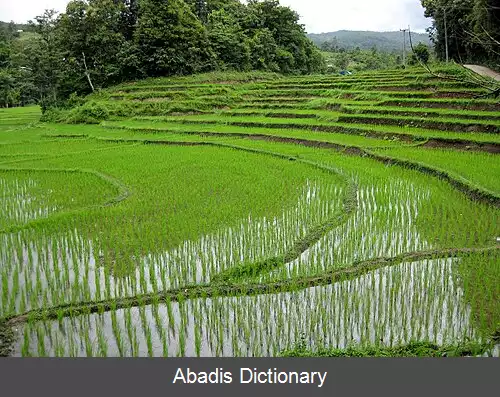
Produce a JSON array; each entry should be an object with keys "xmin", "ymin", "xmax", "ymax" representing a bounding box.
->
[
  {"xmin": 120, "ymin": 117, "xmax": 500, "ymax": 150},
  {"xmin": 379, "ymin": 99, "xmax": 500, "ymax": 111},
  {"xmin": 337, "ymin": 114, "xmax": 500, "ymax": 134},
  {"xmin": 342, "ymin": 106, "xmax": 500, "ymax": 121}
]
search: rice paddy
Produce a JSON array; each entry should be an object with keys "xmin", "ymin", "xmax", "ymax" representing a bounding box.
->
[{"xmin": 1, "ymin": 66, "xmax": 499, "ymax": 357}]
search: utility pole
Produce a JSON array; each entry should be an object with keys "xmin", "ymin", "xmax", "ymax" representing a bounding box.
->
[
  {"xmin": 443, "ymin": 8, "xmax": 449, "ymax": 62},
  {"xmin": 400, "ymin": 27, "xmax": 408, "ymax": 66}
]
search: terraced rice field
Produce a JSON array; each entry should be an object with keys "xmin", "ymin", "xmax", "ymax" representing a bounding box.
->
[{"xmin": 0, "ymin": 67, "xmax": 499, "ymax": 357}]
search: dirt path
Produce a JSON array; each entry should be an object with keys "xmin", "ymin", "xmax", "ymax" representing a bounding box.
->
[{"xmin": 463, "ymin": 64, "xmax": 500, "ymax": 81}]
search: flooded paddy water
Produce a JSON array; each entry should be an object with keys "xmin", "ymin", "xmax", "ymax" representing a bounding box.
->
[
  {"xmin": 1, "ymin": 182, "xmax": 344, "ymax": 316},
  {"xmin": 1, "ymin": 139, "xmax": 498, "ymax": 357},
  {"xmin": 2, "ymin": 171, "xmax": 498, "ymax": 357},
  {"xmin": 12, "ymin": 258, "xmax": 486, "ymax": 357}
]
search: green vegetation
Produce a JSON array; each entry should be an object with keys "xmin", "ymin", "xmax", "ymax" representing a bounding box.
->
[
  {"xmin": 282, "ymin": 340, "xmax": 493, "ymax": 357},
  {"xmin": 0, "ymin": 0, "xmax": 324, "ymax": 109},
  {"xmin": 421, "ymin": 0, "xmax": 500, "ymax": 66},
  {"xmin": 308, "ymin": 30, "xmax": 432, "ymax": 52},
  {"xmin": 373, "ymin": 147, "xmax": 500, "ymax": 194},
  {"xmin": 0, "ymin": 63, "xmax": 499, "ymax": 358}
]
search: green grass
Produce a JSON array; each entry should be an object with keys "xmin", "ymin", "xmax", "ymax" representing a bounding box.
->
[
  {"xmin": 337, "ymin": 113, "xmax": 500, "ymax": 131},
  {"xmin": 1, "ymin": 66, "xmax": 499, "ymax": 357},
  {"xmin": 7, "ymin": 143, "xmax": 340, "ymax": 256},
  {"xmin": 281, "ymin": 340, "xmax": 493, "ymax": 357},
  {"xmin": 379, "ymin": 97, "xmax": 500, "ymax": 110},
  {"xmin": 111, "ymin": 115, "xmax": 500, "ymax": 144},
  {"xmin": 343, "ymin": 105, "xmax": 500, "ymax": 121},
  {"xmin": 373, "ymin": 147, "xmax": 500, "ymax": 194},
  {"xmin": 0, "ymin": 168, "xmax": 120, "ymax": 230},
  {"xmin": 98, "ymin": 119, "xmax": 407, "ymax": 148}
]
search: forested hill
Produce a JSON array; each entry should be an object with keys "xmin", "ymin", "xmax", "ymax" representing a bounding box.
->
[
  {"xmin": 0, "ymin": 21, "xmax": 29, "ymax": 32},
  {"xmin": 308, "ymin": 31, "xmax": 432, "ymax": 52},
  {"xmin": 0, "ymin": 0, "xmax": 325, "ymax": 109}
]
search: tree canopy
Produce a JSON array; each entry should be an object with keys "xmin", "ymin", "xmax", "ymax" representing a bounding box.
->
[
  {"xmin": 420, "ymin": 0, "xmax": 500, "ymax": 66},
  {"xmin": 0, "ymin": 0, "xmax": 325, "ymax": 108}
]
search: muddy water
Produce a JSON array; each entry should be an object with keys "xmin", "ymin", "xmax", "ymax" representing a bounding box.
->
[{"xmin": 12, "ymin": 258, "xmax": 491, "ymax": 357}]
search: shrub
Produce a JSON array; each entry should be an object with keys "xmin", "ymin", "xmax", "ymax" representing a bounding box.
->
[{"xmin": 65, "ymin": 101, "xmax": 110, "ymax": 124}]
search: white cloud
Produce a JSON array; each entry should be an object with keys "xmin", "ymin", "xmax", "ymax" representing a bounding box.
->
[
  {"xmin": 0, "ymin": 0, "xmax": 70, "ymax": 23},
  {"xmin": 275, "ymin": 0, "xmax": 431, "ymax": 33},
  {"xmin": 1, "ymin": 0, "xmax": 432, "ymax": 33}
]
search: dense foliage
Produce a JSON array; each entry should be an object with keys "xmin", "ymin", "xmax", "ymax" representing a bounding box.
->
[
  {"xmin": 421, "ymin": 0, "xmax": 500, "ymax": 66},
  {"xmin": 322, "ymin": 48, "xmax": 402, "ymax": 73},
  {"xmin": 0, "ymin": 0, "xmax": 325, "ymax": 108}
]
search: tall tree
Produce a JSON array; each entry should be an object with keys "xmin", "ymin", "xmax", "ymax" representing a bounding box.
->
[
  {"xmin": 470, "ymin": 0, "xmax": 500, "ymax": 63},
  {"xmin": 245, "ymin": 0, "xmax": 324, "ymax": 74},
  {"xmin": 118, "ymin": 0, "xmax": 140, "ymax": 40},
  {"xmin": 57, "ymin": 0, "xmax": 137, "ymax": 94},
  {"xmin": 421, "ymin": 0, "xmax": 499, "ymax": 65},
  {"xmin": 135, "ymin": 0, "xmax": 215, "ymax": 76},
  {"xmin": 207, "ymin": 10, "xmax": 251, "ymax": 70},
  {"xmin": 28, "ymin": 9, "xmax": 64, "ymax": 105}
]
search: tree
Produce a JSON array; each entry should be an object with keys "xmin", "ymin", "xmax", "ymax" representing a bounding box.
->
[
  {"xmin": 186, "ymin": 0, "xmax": 209, "ymax": 24},
  {"xmin": 2, "ymin": 0, "xmax": 332, "ymax": 109},
  {"xmin": 207, "ymin": 10, "xmax": 251, "ymax": 71},
  {"xmin": 0, "ymin": 69, "xmax": 16, "ymax": 107},
  {"xmin": 320, "ymin": 38, "xmax": 340, "ymax": 52},
  {"xmin": 118, "ymin": 0, "xmax": 140, "ymax": 40},
  {"xmin": 27, "ymin": 9, "xmax": 64, "ymax": 105},
  {"xmin": 410, "ymin": 42, "xmax": 431, "ymax": 64},
  {"xmin": 0, "ymin": 36, "xmax": 10, "ymax": 69},
  {"xmin": 245, "ymin": 0, "xmax": 325, "ymax": 74},
  {"xmin": 421, "ymin": 0, "xmax": 472, "ymax": 61},
  {"xmin": 469, "ymin": 0, "xmax": 500, "ymax": 66},
  {"xmin": 57, "ymin": 0, "xmax": 137, "ymax": 94},
  {"xmin": 421, "ymin": 0, "xmax": 499, "ymax": 66},
  {"xmin": 249, "ymin": 28, "xmax": 279, "ymax": 71},
  {"xmin": 135, "ymin": 0, "xmax": 215, "ymax": 76}
]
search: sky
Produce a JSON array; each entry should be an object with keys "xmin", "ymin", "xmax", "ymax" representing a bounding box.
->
[{"xmin": 0, "ymin": 0, "xmax": 432, "ymax": 33}]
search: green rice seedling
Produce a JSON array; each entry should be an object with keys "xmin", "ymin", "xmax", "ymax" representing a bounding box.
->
[
  {"xmin": 110, "ymin": 309, "xmax": 125, "ymax": 357},
  {"xmin": 177, "ymin": 320, "xmax": 186, "ymax": 357},
  {"xmin": 1, "ymin": 70, "xmax": 499, "ymax": 358},
  {"xmin": 21, "ymin": 325, "xmax": 31, "ymax": 357},
  {"xmin": 144, "ymin": 323, "xmax": 153, "ymax": 357},
  {"xmin": 35, "ymin": 325, "xmax": 46, "ymax": 357},
  {"xmin": 96, "ymin": 320, "xmax": 108, "ymax": 357}
]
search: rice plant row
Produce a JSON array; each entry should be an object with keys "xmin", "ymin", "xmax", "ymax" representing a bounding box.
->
[{"xmin": 1, "ymin": 65, "xmax": 499, "ymax": 357}]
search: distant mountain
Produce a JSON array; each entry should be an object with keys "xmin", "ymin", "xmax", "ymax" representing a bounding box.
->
[
  {"xmin": 0, "ymin": 21, "xmax": 30, "ymax": 31},
  {"xmin": 308, "ymin": 30, "xmax": 432, "ymax": 52}
]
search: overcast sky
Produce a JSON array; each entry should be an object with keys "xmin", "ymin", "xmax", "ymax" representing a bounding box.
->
[{"xmin": 0, "ymin": 0, "xmax": 432, "ymax": 33}]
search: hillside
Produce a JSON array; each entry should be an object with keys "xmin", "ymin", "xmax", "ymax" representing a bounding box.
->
[
  {"xmin": 1, "ymin": 65, "xmax": 499, "ymax": 358},
  {"xmin": 308, "ymin": 30, "xmax": 432, "ymax": 52},
  {"xmin": 0, "ymin": 0, "xmax": 325, "ymax": 109},
  {"xmin": 0, "ymin": 21, "xmax": 29, "ymax": 32}
]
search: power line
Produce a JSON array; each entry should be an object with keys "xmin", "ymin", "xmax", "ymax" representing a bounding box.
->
[{"xmin": 400, "ymin": 27, "xmax": 409, "ymax": 66}]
